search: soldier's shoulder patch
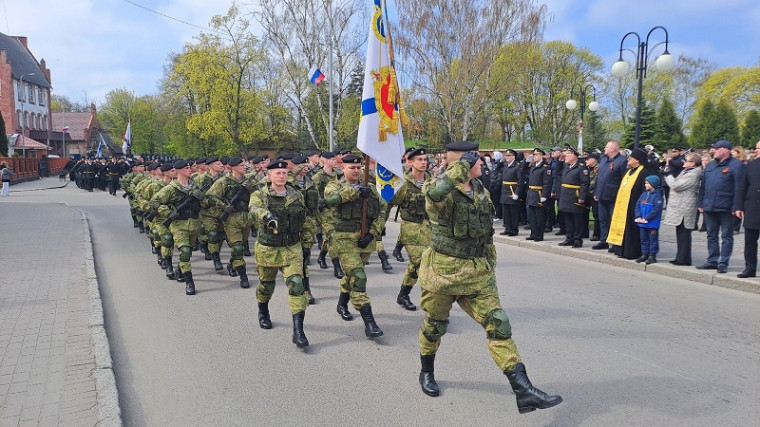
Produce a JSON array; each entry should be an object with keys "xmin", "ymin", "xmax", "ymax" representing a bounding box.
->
[
  {"xmin": 546, "ymin": 169, "xmax": 552, "ymax": 175},
  {"xmin": 583, "ymin": 169, "xmax": 589, "ymax": 175}
]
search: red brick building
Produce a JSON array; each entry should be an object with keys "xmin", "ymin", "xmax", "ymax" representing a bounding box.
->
[{"xmin": 0, "ymin": 32, "xmax": 53, "ymax": 158}]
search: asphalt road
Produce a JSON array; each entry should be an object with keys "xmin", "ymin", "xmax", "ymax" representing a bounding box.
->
[{"xmin": 25, "ymin": 185, "xmax": 760, "ymax": 426}]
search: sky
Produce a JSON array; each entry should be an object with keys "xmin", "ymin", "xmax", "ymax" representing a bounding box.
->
[{"xmin": 3, "ymin": 0, "xmax": 758, "ymax": 105}]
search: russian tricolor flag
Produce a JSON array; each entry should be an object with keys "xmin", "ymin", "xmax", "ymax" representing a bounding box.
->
[{"xmin": 308, "ymin": 66, "xmax": 326, "ymax": 85}]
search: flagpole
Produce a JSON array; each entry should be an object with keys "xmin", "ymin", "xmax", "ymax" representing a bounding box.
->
[{"xmin": 328, "ymin": 3, "xmax": 334, "ymax": 152}]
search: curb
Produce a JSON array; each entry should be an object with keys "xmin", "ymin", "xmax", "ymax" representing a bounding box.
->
[
  {"xmin": 78, "ymin": 209, "xmax": 123, "ymax": 427},
  {"xmin": 494, "ymin": 234, "xmax": 760, "ymax": 295}
]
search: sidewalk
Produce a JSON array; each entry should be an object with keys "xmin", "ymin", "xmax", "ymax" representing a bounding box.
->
[
  {"xmin": 493, "ymin": 217, "xmax": 759, "ymax": 294},
  {"xmin": 0, "ymin": 178, "xmax": 120, "ymax": 426}
]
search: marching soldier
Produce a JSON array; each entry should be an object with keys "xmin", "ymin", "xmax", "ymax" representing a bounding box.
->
[
  {"xmin": 498, "ymin": 149, "xmax": 524, "ymax": 236},
  {"xmin": 206, "ymin": 156, "xmax": 255, "ymax": 288},
  {"xmin": 195, "ymin": 156, "xmax": 226, "ymax": 271},
  {"xmin": 151, "ymin": 159, "xmax": 204, "ymax": 295},
  {"xmin": 388, "ymin": 147, "xmax": 431, "ymax": 311},
  {"xmin": 152, "ymin": 163, "xmax": 179, "ymax": 280},
  {"xmin": 525, "ymin": 149, "xmax": 553, "ymax": 242},
  {"xmin": 416, "ymin": 141, "xmax": 562, "ymax": 415},
  {"xmin": 392, "ymin": 147, "xmax": 417, "ymax": 262},
  {"xmin": 290, "ymin": 155, "xmax": 320, "ymax": 304},
  {"xmin": 324, "ymin": 154, "xmax": 387, "ymax": 338},
  {"xmin": 248, "ymin": 160, "xmax": 310, "ymax": 348},
  {"xmin": 554, "ymin": 144, "xmax": 590, "ymax": 248},
  {"xmin": 313, "ymin": 151, "xmax": 346, "ymax": 278}
]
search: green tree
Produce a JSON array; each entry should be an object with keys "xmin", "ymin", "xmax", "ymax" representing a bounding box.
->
[
  {"xmin": 741, "ymin": 110, "xmax": 760, "ymax": 147},
  {"xmin": 0, "ymin": 110, "xmax": 8, "ymax": 156},
  {"xmin": 585, "ymin": 109, "xmax": 608, "ymax": 153},
  {"xmin": 655, "ymin": 97, "xmax": 685, "ymax": 149},
  {"xmin": 691, "ymin": 99, "xmax": 715, "ymax": 148},
  {"xmin": 622, "ymin": 102, "xmax": 657, "ymax": 149},
  {"xmin": 710, "ymin": 100, "xmax": 741, "ymax": 145}
]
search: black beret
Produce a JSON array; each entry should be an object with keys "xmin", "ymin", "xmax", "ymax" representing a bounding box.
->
[
  {"xmin": 252, "ymin": 155, "xmax": 266, "ymax": 163},
  {"xmin": 404, "ymin": 147, "xmax": 416, "ymax": 155},
  {"xmin": 146, "ymin": 162, "xmax": 159, "ymax": 171},
  {"xmin": 262, "ymin": 154, "xmax": 270, "ymax": 160},
  {"xmin": 445, "ymin": 141, "xmax": 479, "ymax": 151},
  {"xmin": 407, "ymin": 148, "xmax": 427, "ymax": 159},
  {"xmin": 533, "ymin": 148, "xmax": 546, "ymax": 156},
  {"xmin": 196, "ymin": 156, "xmax": 206, "ymax": 164},
  {"xmin": 291, "ymin": 155, "xmax": 308, "ymax": 165},
  {"xmin": 321, "ymin": 151, "xmax": 336, "ymax": 159},
  {"xmin": 279, "ymin": 153, "xmax": 296, "ymax": 160},
  {"xmin": 160, "ymin": 162, "xmax": 175, "ymax": 172},
  {"xmin": 205, "ymin": 156, "xmax": 219, "ymax": 165},
  {"xmin": 339, "ymin": 149, "xmax": 353, "ymax": 155},
  {"xmin": 228, "ymin": 156, "xmax": 244, "ymax": 166},
  {"xmin": 670, "ymin": 146, "xmax": 686, "ymax": 151},
  {"xmin": 630, "ymin": 147, "xmax": 648, "ymax": 164},
  {"xmin": 305, "ymin": 150, "xmax": 319, "ymax": 157},
  {"xmin": 586, "ymin": 152, "xmax": 600, "ymax": 161},
  {"xmin": 220, "ymin": 156, "xmax": 230, "ymax": 165},
  {"xmin": 133, "ymin": 161, "xmax": 144, "ymax": 167},
  {"xmin": 247, "ymin": 155, "xmax": 257, "ymax": 161},
  {"xmin": 504, "ymin": 149, "xmax": 517, "ymax": 156},
  {"xmin": 342, "ymin": 154, "xmax": 363, "ymax": 164},
  {"xmin": 173, "ymin": 159, "xmax": 191, "ymax": 169},
  {"xmin": 267, "ymin": 160, "xmax": 288, "ymax": 170},
  {"xmin": 564, "ymin": 144, "xmax": 579, "ymax": 156}
]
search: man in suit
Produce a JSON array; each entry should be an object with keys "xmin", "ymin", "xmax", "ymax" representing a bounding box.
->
[{"xmin": 734, "ymin": 140, "xmax": 760, "ymax": 278}]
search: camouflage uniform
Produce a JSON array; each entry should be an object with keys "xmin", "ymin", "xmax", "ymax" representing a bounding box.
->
[
  {"xmin": 195, "ymin": 171, "xmax": 226, "ymax": 269},
  {"xmin": 291, "ymin": 166, "xmax": 320, "ymax": 302},
  {"xmin": 313, "ymin": 166, "xmax": 345, "ymax": 277},
  {"xmin": 418, "ymin": 160, "xmax": 521, "ymax": 371}
]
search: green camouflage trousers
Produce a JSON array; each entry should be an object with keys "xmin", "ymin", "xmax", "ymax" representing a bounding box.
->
[
  {"xmin": 418, "ymin": 283, "xmax": 522, "ymax": 372},
  {"xmin": 223, "ymin": 211, "xmax": 251, "ymax": 269},
  {"xmin": 200, "ymin": 214, "xmax": 224, "ymax": 254},
  {"xmin": 169, "ymin": 218, "xmax": 200, "ymax": 274},
  {"xmin": 255, "ymin": 241, "xmax": 307, "ymax": 314}
]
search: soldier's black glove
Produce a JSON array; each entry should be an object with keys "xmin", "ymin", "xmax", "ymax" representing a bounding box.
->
[
  {"xmin": 358, "ymin": 233, "xmax": 374, "ymax": 248},
  {"xmin": 460, "ymin": 151, "xmax": 480, "ymax": 169},
  {"xmin": 358, "ymin": 186, "xmax": 372, "ymax": 199},
  {"xmin": 318, "ymin": 199, "xmax": 327, "ymax": 212}
]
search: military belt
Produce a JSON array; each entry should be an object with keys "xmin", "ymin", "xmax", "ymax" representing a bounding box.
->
[
  {"xmin": 561, "ymin": 184, "xmax": 581, "ymax": 189},
  {"xmin": 502, "ymin": 181, "xmax": 518, "ymax": 185},
  {"xmin": 528, "ymin": 185, "xmax": 543, "ymax": 190},
  {"xmin": 431, "ymin": 233, "xmax": 486, "ymax": 259}
]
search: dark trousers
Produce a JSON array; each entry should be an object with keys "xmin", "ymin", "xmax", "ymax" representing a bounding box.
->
[
  {"xmin": 528, "ymin": 205, "xmax": 546, "ymax": 239},
  {"xmin": 745, "ymin": 228, "xmax": 759, "ymax": 272},
  {"xmin": 502, "ymin": 204, "xmax": 520, "ymax": 234},
  {"xmin": 545, "ymin": 198, "xmax": 556, "ymax": 229},
  {"xmin": 562, "ymin": 211, "xmax": 584, "ymax": 243},
  {"xmin": 598, "ymin": 200, "xmax": 614, "ymax": 243},
  {"xmin": 704, "ymin": 211, "xmax": 734, "ymax": 266},
  {"xmin": 674, "ymin": 220, "xmax": 693, "ymax": 265},
  {"xmin": 639, "ymin": 228, "xmax": 660, "ymax": 255},
  {"xmin": 583, "ymin": 197, "xmax": 597, "ymax": 238}
]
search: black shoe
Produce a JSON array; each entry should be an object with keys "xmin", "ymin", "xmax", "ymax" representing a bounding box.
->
[
  {"xmin": 645, "ymin": 254, "xmax": 657, "ymax": 264},
  {"xmin": 304, "ymin": 277, "xmax": 315, "ymax": 304},
  {"xmin": 139, "ymin": 224, "xmax": 145, "ymax": 233},
  {"xmin": 258, "ymin": 302, "xmax": 272, "ymax": 329},
  {"xmin": 303, "ymin": 247, "xmax": 311, "ymax": 265},
  {"xmin": 192, "ymin": 241, "xmax": 200, "ymax": 252},
  {"xmin": 396, "ymin": 286, "xmax": 417, "ymax": 311},
  {"xmin": 392, "ymin": 242, "xmax": 405, "ymax": 262},
  {"xmin": 592, "ymin": 242, "xmax": 609, "ymax": 250},
  {"xmin": 151, "ymin": 245, "xmax": 157, "ymax": 254},
  {"xmin": 236, "ymin": 266, "xmax": 250, "ymax": 288},
  {"xmin": 557, "ymin": 240, "xmax": 573, "ymax": 247},
  {"xmin": 359, "ymin": 305, "xmax": 383, "ymax": 338},
  {"xmin": 590, "ymin": 235, "xmax": 600, "ymax": 241},
  {"xmin": 525, "ymin": 236, "xmax": 535, "ymax": 240},
  {"xmin": 332, "ymin": 258, "xmax": 345, "ymax": 279},
  {"xmin": 544, "ymin": 227, "xmax": 553, "ymax": 232},
  {"xmin": 572, "ymin": 240, "xmax": 583, "ymax": 248},
  {"xmin": 176, "ymin": 268, "xmax": 186, "ymax": 283},
  {"xmin": 737, "ymin": 269, "xmax": 756, "ymax": 278},
  {"xmin": 505, "ymin": 363, "xmax": 563, "ymax": 414},
  {"xmin": 508, "ymin": 231, "xmax": 518, "ymax": 236},
  {"xmin": 317, "ymin": 249, "xmax": 328, "ymax": 269},
  {"xmin": 533, "ymin": 238, "xmax": 544, "ymax": 242},
  {"xmin": 500, "ymin": 230, "xmax": 510, "ymax": 235},
  {"xmin": 378, "ymin": 251, "xmax": 393, "ymax": 272},
  {"xmin": 336, "ymin": 292, "xmax": 353, "ymax": 321},
  {"xmin": 292, "ymin": 311, "xmax": 309, "ymax": 348},
  {"xmin": 165, "ymin": 258, "xmax": 177, "ymax": 280},
  {"xmin": 243, "ymin": 241, "xmax": 252, "ymax": 257},
  {"xmin": 696, "ymin": 263, "xmax": 719, "ymax": 270},
  {"xmin": 227, "ymin": 262, "xmax": 238, "ymax": 277},
  {"xmin": 554, "ymin": 230, "xmax": 566, "ymax": 236},
  {"xmin": 419, "ymin": 354, "xmax": 440, "ymax": 397},
  {"xmin": 717, "ymin": 264, "xmax": 727, "ymax": 274},
  {"xmin": 202, "ymin": 242, "xmax": 212, "ymax": 260},
  {"xmin": 635, "ymin": 254, "xmax": 649, "ymax": 263},
  {"xmin": 212, "ymin": 252, "xmax": 223, "ymax": 271},
  {"xmin": 670, "ymin": 260, "xmax": 691, "ymax": 266},
  {"xmin": 184, "ymin": 272, "xmax": 196, "ymax": 295}
]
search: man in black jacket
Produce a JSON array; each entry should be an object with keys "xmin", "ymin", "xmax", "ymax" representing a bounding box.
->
[{"xmin": 735, "ymin": 141, "xmax": 760, "ymax": 278}]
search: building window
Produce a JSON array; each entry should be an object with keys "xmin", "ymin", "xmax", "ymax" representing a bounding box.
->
[
  {"xmin": 17, "ymin": 110, "xmax": 21, "ymax": 128},
  {"xmin": 39, "ymin": 89, "xmax": 45, "ymax": 106},
  {"xmin": 17, "ymin": 81, "xmax": 23, "ymax": 101},
  {"xmin": 23, "ymin": 111, "xmax": 29, "ymax": 128},
  {"xmin": 28, "ymin": 84, "xmax": 35, "ymax": 105},
  {"xmin": 43, "ymin": 115, "xmax": 48, "ymax": 130}
]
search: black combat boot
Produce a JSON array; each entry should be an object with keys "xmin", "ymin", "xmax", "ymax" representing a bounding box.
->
[
  {"xmin": 132, "ymin": 217, "xmax": 140, "ymax": 228},
  {"xmin": 184, "ymin": 271, "xmax": 196, "ymax": 295},
  {"xmin": 250, "ymin": 227, "xmax": 257, "ymax": 238},
  {"xmin": 505, "ymin": 363, "xmax": 563, "ymax": 414},
  {"xmin": 332, "ymin": 258, "xmax": 345, "ymax": 279},
  {"xmin": 336, "ymin": 292, "xmax": 353, "ymax": 321},
  {"xmin": 192, "ymin": 240, "xmax": 199, "ymax": 251},
  {"xmin": 227, "ymin": 261, "xmax": 238, "ymax": 277},
  {"xmin": 165, "ymin": 258, "xmax": 176, "ymax": 280},
  {"xmin": 303, "ymin": 247, "xmax": 312, "ymax": 265},
  {"xmin": 236, "ymin": 266, "xmax": 250, "ymax": 288},
  {"xmin": 243, "ymin": 240, "xmax": 252, "ymax": 257},
  {"xmin": 292, "ymin": 311, "xmax": 309, "ymax": 348},
  {"xmin": 396, "ymin": 285, "xmax": 416, "ymax": 311},
  {"xmin": 176, "ymin": 268, "xmax": 185, "ymax": 283},
  {"xmin": 316, "ymin": 233, "xmax": 324, "ymax": 250},
  {"xmin": 304, "ymin": 277, "xmax": 315, "ymax": 304},
  {"xmin": 156, "ymin": 251, "xmax": 163, "ymax": 266},
  {"xmin": 139, "ymin": 223, "xmax": 145, "ymax": 233},
  {"xmin": 392, "ymin": 242, "xmax": 405, "ymax": 262},
  {"xmin": 258, "ymin": 302, "xmax": 272, "ymax": 329},
  {"xmin": 317, "ymin": 249, "xmax": 328, "ymax": 269},
  {"xmin": 202, "ymin": 242, "xmax": 212, "ymax": 260},
  {"xmin": 151, "ymin": 243, "xmax": 157, "ymax": 254},
  {"xmin": 378, "ymin": 251, "xmax": 393, "ymax": 272},
  {"xmin": 419, "ymin": 354, "xmax": 439, "ymax": 397},
  {"xmin": 359, "ymin": 305, "xmax": 383, "ymax": 338},
  {"xmin": 211, "ymin": 252, "xmax": 223, "ymax": 271}
]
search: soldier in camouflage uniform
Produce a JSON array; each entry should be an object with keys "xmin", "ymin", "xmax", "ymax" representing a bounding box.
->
[
  {"xmin": 248, "ymin": 160, "xmax": 309, "ymax": 348},
  {"xmin": 206, "ymin": 156, "xmax": 254, "ymax": 289},
  {"xmin": 324, "ymin": 154, "xmax": 387, "ymax": 338},
  {"xmin": 392, "ymin": 147, "xmax": 416, "ymax": 262},
  {"xmin": 195, "ymin": 156, "xmax": 226, "ymax": 271},
  {"xmin": 416, "ymin": 141, "xmax": 562, "ymax": 415},
  {"xmin": 135, "ymin": 163, "xmax": 163, "ymax": 261},
  {"xmin": 313, "ymin": 151, "xmax": 345, "ymax": 278},
  {"xmin": 151, "ymin": 163, "xmax": 179, "ymax": 280},
  {"xmin": 122, "ymin": 162, "xmax": 147, "ymax": 230},
  {"xmin": 151, "ymin": 160, "xmax": 204, "ymax": 295},
  {"xmin": 290, "ymin": 155, "xmax": 320, "ymax": 304},
  {"xmin": 389, "ymin": 148, "xmax": 431, "ymax": 311},
  {"xmin": 365, "ymin": 158, "xmax": 394, "ymax": 272}
]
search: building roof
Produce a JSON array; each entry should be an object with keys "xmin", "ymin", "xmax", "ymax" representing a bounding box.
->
[
  {"xmin": 8, "ymin": 134, "xmax": 51, "ymax": 150},
  {"xmin": 0, "ymin": 32, "xmax": 51, "ymax": 88},
  {"xmin": 51, "ymin": 112, "xmax": 92, "ymax": 141}
]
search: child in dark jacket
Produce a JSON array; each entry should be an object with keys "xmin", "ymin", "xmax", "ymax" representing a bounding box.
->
[{"xmin": 634, "ymin": 175, "xmax": 664, "ymax": 264}]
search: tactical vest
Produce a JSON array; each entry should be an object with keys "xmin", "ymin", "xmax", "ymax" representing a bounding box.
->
[
  {"xmin": 257, "ymin": 190, "xmax": 305, "ymax": 247},
  {"xmin": 400, "ymin": 185, "xmax": 427, "ymax": 223},
  {"xmin": 300, "ymin": 182, "xmax": 319, "ymax": 215},
  {"xmin": 225, "ymin": 179, "xmax": 251, "ymax": 212},
  {"xmin": 430, "ymin": 184, "xmax": 494, "ymax": 258},
  {"xmin": 334, "ymin": 188, "xmax": 380, "ymax": 232},
  {"xmin": 174, "ymin": 186, "xmax": 202, "ymax": 220}
]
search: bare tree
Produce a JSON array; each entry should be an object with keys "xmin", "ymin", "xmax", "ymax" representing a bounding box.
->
[{"xmin": 394, "ymin": 0, "xmax": 547, "ymax": 142}]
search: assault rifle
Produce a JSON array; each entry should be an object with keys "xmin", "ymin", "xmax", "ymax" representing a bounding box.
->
[
  {"xmin": 162, "ymin": 174, "xmax": 221, "ymax": 227},
  {"xmin": 220, "ymin": 175, "xmax": 257, "ymax": 222}
]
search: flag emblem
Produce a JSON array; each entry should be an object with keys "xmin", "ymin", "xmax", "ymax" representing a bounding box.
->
[{"xmin": 308, "ymin": 66, "xmax": 326, "ymax": 85}]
